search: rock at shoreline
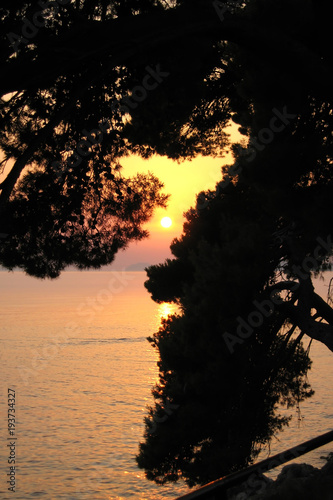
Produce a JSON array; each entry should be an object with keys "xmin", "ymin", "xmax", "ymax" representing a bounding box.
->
[{"xmin": 228, "ymin": 459, "xmax": 333, "ymax": 500}]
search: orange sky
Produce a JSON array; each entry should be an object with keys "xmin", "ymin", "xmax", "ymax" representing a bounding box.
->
[
  {"xmin": 112, "ymin": 150, "xmax": 235, "ymax": 270},
  {"xmin": 111, "ymin": 120, "xmax": 242, "ymax": 270}
]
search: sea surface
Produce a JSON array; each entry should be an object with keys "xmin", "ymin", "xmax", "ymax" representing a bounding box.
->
[{"xmin": 0, "ymin": 270, "xmax": 333, "ymax": 499}]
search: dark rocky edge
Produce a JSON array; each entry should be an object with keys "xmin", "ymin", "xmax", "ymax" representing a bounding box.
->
[{"xmin": 227, "ymin": 457, "xmax": 333, "ymax": 500}]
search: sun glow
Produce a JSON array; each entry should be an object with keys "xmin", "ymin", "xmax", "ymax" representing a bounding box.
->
[
  {"xmin": 158, "ymin": 302, "xmax": 177, "ymax": 320},
  {"xmin": 161, "ymin": 216, "xmax": 172, "ymax": 228}
]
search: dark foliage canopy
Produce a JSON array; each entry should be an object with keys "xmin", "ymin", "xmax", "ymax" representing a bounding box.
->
[{"xmin": 135, "ymin": 0, "xmax": 333, "ymax": 488}]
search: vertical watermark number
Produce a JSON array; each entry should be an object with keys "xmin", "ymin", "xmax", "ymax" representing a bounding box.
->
[{"xmin": 7, "ymin": 389, "xmax": 17, "ymax": 493}]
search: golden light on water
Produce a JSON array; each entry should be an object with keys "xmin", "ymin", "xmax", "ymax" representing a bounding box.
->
[{"xmin": 161, "ymin": 216, "xmax": 172, "ymax": 228}]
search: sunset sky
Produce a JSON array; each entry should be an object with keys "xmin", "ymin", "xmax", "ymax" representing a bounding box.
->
[
  {"xmin": 111, "ymin": 122, "xmax": 241, "ymax": 270},
  {"xmin": 112, "ymin": 151, "xmax": 231, "ymax": 270}
]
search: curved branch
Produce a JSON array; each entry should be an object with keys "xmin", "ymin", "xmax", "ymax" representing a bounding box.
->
[
  {"xmin": 284, "ymin": 278, "xmax": 333, "ymax": 353},
  {"xmin": 268, "ymin": 281, "xmax": 299, "ymax": 292},
  {"xmin": 287, "ymin": 304, "xmax": 333, "ymax": 353}
]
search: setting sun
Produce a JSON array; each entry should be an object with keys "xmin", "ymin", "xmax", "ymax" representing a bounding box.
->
[{"xmin": 161, "ymin": 216, "xmax": 172, "ymax": 228}]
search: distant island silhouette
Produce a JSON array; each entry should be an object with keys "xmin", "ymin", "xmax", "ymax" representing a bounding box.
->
[{"xmin": 125, "ymin": 262, "xmax": 151, "ymax": 272}]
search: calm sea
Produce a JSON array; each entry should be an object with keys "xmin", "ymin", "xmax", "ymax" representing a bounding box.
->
[{"xmin": 0, "ymin": 270, "xmax": 333, "ymax": 499}]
